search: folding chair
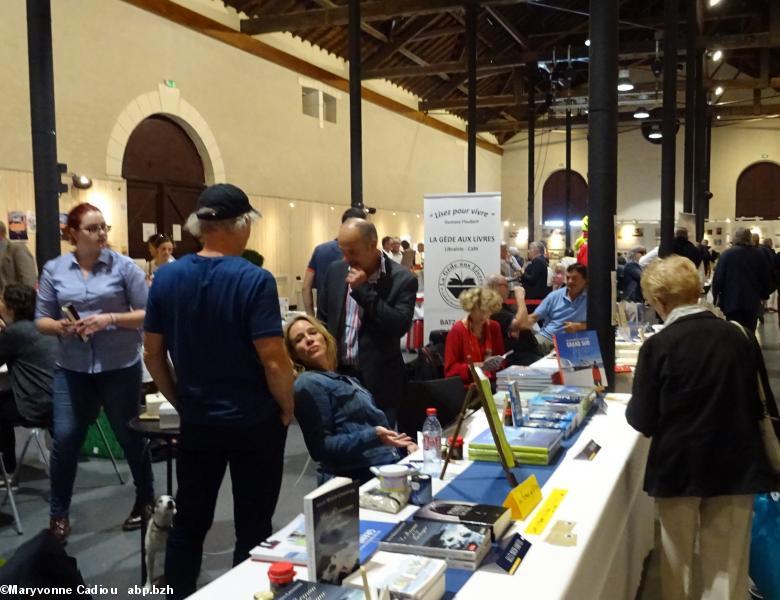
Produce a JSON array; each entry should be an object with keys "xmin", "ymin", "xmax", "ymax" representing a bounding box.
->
[{"xmin": 0, "ymin": 451, "xmax": 23, "ymax": 534}]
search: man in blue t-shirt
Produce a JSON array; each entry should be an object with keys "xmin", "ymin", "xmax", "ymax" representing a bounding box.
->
[
  {"xmin": 144, "ymin": 183, "xmax": 294, "ymax": 600},
  {"xmin": 302, "ymin": 206, "xmax": 367, "ymax": 315}
]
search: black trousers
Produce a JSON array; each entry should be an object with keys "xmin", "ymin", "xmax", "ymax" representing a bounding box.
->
[
  {"xmin": 725, "ymin": 310, "xmax": 758, "ymax": 333},
  {"xmin": 0, "ymin": 390, "xmax": 20, "ymax": 473},
  {"xmin": 164, "ymin": 416, "xmax": 288, "ymax": 600}
]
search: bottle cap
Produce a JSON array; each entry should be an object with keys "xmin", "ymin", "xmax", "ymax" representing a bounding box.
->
[
  {"xmin": 268, "ymin": 562, "xmax": 296, "ymax": 584},
  {"xmin": 426, "ymin": 408, "xmax": 437, "ymax": 416}
]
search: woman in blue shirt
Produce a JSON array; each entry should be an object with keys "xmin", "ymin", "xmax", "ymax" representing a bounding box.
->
[
  {"xmin": 284, "ymin": 315, "xmax": 415, "ymax": 483},
  {"xmin": 35, "ymin": 203, "xmax": 154, "ymax": 544}
]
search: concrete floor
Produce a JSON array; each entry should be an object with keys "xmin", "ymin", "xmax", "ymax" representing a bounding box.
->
[{"xmin": 0, "ymin": 314, "xmax": 777, "ymax": 599}]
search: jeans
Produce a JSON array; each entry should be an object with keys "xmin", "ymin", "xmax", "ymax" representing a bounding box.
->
[
  {"xmin": 0, "ymin": 390, "xmax": 19, "ymax": 473},
  {"xmin": 165, "ymin": 417, "xmax": 288, "ymax": 600},
  {"xmin": 50, "ymin": 362, "xmax": 153, "ymax": 517}
]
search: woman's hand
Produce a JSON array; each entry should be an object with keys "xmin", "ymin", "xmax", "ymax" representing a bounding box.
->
[
  {"xmin": 376, "ymin": 426, "xmax": 415, "ymax": 448},
  {"xmin": 75, "ymin": 313, "xmax": 114, "ymax": 337},
  {"xmin": 58, "ymin": 318, "xmax": 77, "ymax": 337}
]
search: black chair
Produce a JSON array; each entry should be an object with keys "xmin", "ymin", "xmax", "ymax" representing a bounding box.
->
[{"xmin": 398, "ymin": 376, "xmax": 466, "ymax": 436}]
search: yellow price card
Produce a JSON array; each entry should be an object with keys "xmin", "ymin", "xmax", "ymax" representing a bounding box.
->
[{"xmin": 524, "ymin": 488, "xmax": 568, "ymax": 535}]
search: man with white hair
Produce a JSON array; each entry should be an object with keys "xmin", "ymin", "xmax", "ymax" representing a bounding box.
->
[
  {"xmin": 520, "ymin": 241, "xmax": 549, "ymax": 300},
  {"xmin": 712, "ymin": 227, "xmax": 772, "ymax": 331},
  {"xmin": 143, "ymin": 184, "xmax": 294, "ymax": 599}
]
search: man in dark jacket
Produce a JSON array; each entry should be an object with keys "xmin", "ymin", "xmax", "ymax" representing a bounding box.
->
[
  {"xmin": 318, "ymin": 219, "xmax": 418, "ymax": 425},
  {"xmin": 520, "ymin": 241, "xmax": 550, "ymax": 300},
  {"xmin": 712, "ymin": 227, "xmax": 772, "ymax": 331},
  {"xmin": 485, "ymin": 274, "xmax": 541, "ymax": 366},
  {"xmin": 671, "ymin": 227, "xmax": 701, "ymax": 268}
]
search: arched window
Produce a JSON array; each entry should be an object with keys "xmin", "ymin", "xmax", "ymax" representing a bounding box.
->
[
  {"xmin": 123, "ymin": 115, "xmax": 205, "ymax": 259},
  {"xmin": 542, "ymin": 169, "xmax": 588, "ymax": 224},
  {"xmin": 736, "ymin": 161, "xmax": 780, "ymax": 220}
]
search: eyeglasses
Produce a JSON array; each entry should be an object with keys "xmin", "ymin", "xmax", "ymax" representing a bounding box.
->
[{"xmin": 80, "ymin": 224, "xmax": 111, "ymax": 234}]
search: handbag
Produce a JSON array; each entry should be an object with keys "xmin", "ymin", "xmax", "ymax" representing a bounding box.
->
[{"xmin": 732, "ymin": 322, "xmax": 780, "ymax": 478}]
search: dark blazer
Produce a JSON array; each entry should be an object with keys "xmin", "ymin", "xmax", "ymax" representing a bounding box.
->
[
  {"xmin": 711, "ymin": 244, "xmax": 771, "ymax": 315},
  {"xmin": 317, "ymin": 253, "xmax": 418, "ymax": 413},
  {"xmin": 671, "ymin": 237, "xmax": 702, "ymax": 268},
  {"xmin": 626, "ymin": 312, "xmax": 773, "ymax": 497},
  {"xmin": 520, "ymin": 255, "xmax": 549, "ymax": 299},
  {"xmin": 620, "ymin": 261, "xmax": 644, "ymax": 302}
]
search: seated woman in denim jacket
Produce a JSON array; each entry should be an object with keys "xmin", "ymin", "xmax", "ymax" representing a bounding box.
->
[{"xmin": 284, "ymin": 315, "xmax": 416, "ymax": 484}]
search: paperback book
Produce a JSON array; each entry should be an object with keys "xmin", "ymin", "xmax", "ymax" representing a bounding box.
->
[
  {"xmin": 468, "ymin": 426, "xmax": 563, "ymax": 465},
  {"xmin": 275, "ymin": 579, "xmax": 364, "ymax": 600},
  {"xmin": 304, "ymin": 477, "xmax": 360, "ymax": 584},
  {"xmin": 413, "ymin": 500, "xmax": 511, "ymax": 541},
  {"xmin": 552, "ymin": 330, "xmax": 607, "ymax": 388},
  {"xmin": 342, "ymin": 551, "xmax": 446, "ymax": 600},
  {"xmin": 378, "ymin": 519, "xmax": 491, "ymax": 570}
]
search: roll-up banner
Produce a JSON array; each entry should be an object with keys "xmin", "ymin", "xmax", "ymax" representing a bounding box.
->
[{"xmin": 423, "ymin": 193, "xmax": 502, "ymax": 344}]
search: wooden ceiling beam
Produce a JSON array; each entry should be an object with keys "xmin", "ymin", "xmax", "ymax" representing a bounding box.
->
[
  {"xmin": 698, "ymin": 32, "xmax": 775, "ymax": 50},
  {"xmin": 362, "ymin": 16, "xmax": 437, "ymax": 70},
  {"xmin": 485, "ymin": 6, "xmax": 529, "ymax": 49},
  {"xmin": 311, "ymin": 0, "xmax": 388, "ymax": 42},
  {"xmin": 413, "ymin": 26, "xmax": 463, "ymax": 41},
  {"xmin": 363, "ymin": 54, "xmax": 536, "ymax": 79},
  {"xmin": 422, "ymin": 94, "xmax": 517, "ymax": 110},
  {"xmin": 240, "ymin": 0, "xmax": 529, "ymax": 35}
]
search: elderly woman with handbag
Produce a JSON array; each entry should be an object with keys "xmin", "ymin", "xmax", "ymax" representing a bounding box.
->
[{"xmin": 626, "ymin": 255, "xmax": 778, "ymax": 600}]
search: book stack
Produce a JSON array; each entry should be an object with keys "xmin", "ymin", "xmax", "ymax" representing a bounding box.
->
[
  {"xmin": 495, "ymin": 365, "xmax": 557, "ymax": 393},
  {"xmin": 525, "ymin": 384, "xmax": 596, "ymax": 436},
  {"xmin": 275, "ymin": 580, "xmax": 364, "ymax": 600},
  {"xmin": 342, "ymin": 552, "xmax": 446, "ymax": 600},
  {"xmin": 413, "ymin": 500, "xmax": 511, "ymax": 542},
  {"xmin": 467, "ymin": 426, "xmax": 563, "ymax": 465},
  {"xmin": 378, "ymin": 520, "xmax": 492, "ymax": 571}
]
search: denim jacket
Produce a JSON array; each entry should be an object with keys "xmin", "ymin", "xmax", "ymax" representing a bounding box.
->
[{"xmin": 293, "ymin": 370, "xmax": 399, "ymax": 476}]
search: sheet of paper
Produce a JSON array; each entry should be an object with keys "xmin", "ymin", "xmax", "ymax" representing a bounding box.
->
[
  {"xmin": 172, "ymin": 224, "xmax": 182, "ymax": 241},
  {"xmin": 142, "ymin": 222, "xmax": 157, "ymax": 242}
]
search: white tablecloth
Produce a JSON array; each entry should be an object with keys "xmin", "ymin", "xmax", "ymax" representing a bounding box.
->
[{"xmin": 190, "ymin": 394, "xmax": 653, "ymax": 600}]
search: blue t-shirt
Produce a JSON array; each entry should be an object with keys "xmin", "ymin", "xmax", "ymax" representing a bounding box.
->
[
  {"xmin": 533, "ymin": 288, "xmax": 588, "ymax": 341},
  {"xmin": 307, "ymin": 239, "xmax": 343, "ymax": 290},
  {"xmin": 144, "ymin": 254, "xmax": 282, "ymax": 426}
]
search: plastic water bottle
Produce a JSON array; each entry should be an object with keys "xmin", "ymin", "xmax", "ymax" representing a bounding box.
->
[{"xmin": 422, "ymin": 408, "xmax": 442, "ymax": 477}]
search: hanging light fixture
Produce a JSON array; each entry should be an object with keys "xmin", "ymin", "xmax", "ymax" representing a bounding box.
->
[
  {"xmin": 633, "ymin": 107, "xmax": 650, "ymax": 119},
  {"xmin": 648, "ymin": 128, "xmax": 663, "ymax": 140},
  {"xmin": 714, "ymin": 85, "xmax": 724, "ymax": 96},
  {"xmin": 710, "ymin": 49, "xmax": 723, "ymax": 62},
  {"xmin": 617, "ymin": 69, "xmax": 634, "ymax": 92}
]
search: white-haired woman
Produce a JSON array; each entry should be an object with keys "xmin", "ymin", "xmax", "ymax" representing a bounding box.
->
[{"xmin": 626, "ymin": 255, "xmax": 776, "ymax": 600}]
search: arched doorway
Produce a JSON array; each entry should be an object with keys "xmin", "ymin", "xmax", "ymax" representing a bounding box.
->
[
  {"xmin": 122, "ymin": 115, "xmax": 205, "ymax": 260},
  {"xmin": 542, "ymin": 169, "xmax": 588, "ymax": 223},
  {"xmin": 736, "ymin": 161, "xmax": 780, "ymax": 219}
]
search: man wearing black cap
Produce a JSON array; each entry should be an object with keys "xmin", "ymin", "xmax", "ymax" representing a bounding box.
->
[{"xmin": 143, "ymin": 183, "xmax": 294, "ymax": 599}]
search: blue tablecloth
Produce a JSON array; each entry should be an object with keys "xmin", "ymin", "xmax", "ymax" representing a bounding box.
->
[{"xmin": 438, "ymin": 418, "xmax": 591, "ymax": 598}]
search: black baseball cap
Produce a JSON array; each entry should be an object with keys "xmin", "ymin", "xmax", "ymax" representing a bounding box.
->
[{"xmin": 195, "ymin": 183, "xmax": 261, "ymax": 220}]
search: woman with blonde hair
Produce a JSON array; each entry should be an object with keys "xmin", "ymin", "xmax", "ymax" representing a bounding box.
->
[
  {"xmin": 626, "ymin": 255, "xmax": 775, "ymax": 600},
  {"xmin": 284, "ymin": 314, "xmax": 415, "ymax": 484},
  {"xmin": 444, "ymin": 287, "xmax": 505, "ymax": 385}
]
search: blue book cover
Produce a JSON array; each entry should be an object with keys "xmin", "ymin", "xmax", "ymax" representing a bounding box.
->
[
  {"xmin": 359, "ymin": 520, "xmax": 396, "ymax": 564},
  {"xmin": 553, "ymin": 331, "xmax": 607, "ymax": 387}
]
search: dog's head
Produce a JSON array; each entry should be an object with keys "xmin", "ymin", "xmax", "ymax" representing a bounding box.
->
[{"xmin": 151, "ymin": 495, "xmax": 176, "ymax": 528}]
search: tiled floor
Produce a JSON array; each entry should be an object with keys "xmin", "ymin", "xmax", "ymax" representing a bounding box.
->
[{"xmin": 0, "ymin": 314, "xmax": 777, "ymax": 599}]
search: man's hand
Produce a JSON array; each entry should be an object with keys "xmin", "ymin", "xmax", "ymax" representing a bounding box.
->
[
  {"xmin": 513, "ymin": 285, "xmax": 526, "ymax": 301},
  {"xmin": 346, "ymin": 266, "xmax": 368, "ymax": 289},
  {"xmin": 280, "ymin": 409, "xmax": 294, "ymax": 427},
  {"xmin": 563, "ymin": 321, "xmax": 586, "ymax": 333}
]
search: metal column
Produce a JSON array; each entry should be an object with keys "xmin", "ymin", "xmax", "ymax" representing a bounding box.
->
[
  {"xmin": 565, "ymin": 108, "xmax": 572, "ymax": 250},
  {"xmin": 682, "ymin": 1, "xmax": 697, "ymax": 215},
  {"xmin": 693, "ymin": 49, "xmax": 706, "ymax": 238},
  {"xmin": 527, "ymin": 65, "xmax": 536, "ymax": 243},
  {"xmin": 660, "ymin": 0, "xmax": 679, "ymax": 257},
  {"xmin": 26, "ymin": 0, "xmax": 61, "ymax": 270},
  {"xmin": 348, "ymin": 0, "xmax": 363, "ymax": 208},
  {"xmin": 587, "ymin": 1, "xmax": 618, "ymax": 390},
  {"xmin": 466, "ymin": 1, "xmax": 478, "ymax": 193}
]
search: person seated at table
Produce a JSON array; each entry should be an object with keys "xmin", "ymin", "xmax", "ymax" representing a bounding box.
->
[
  {"xmin": 0, "ymin": 284, "xmax": 57, "ymax": 482},
  {"xmin": 484, "ymin": 275, "xmax": 539, "ymax": 367},
  {"xmin": 284, "ymin": 314, "xmax": 416, "ymax": 484},
  {"xmin": 514, "ymin": 263, "xmax": 588, "ymax": 356},
  {"xmin": 626, "ymin": 255, "xmax": 776, "ymax": 600},
  {"xmin": 444, "ymin": 287, "xmax": 505, "ymax": 385}
]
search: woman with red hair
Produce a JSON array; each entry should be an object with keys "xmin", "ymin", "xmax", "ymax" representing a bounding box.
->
[{"xmin": 35, "ymin": 203, "xmax": 154, "ymax": 544}]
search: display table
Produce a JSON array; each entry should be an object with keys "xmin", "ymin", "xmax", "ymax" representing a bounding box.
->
[{"xmin": 189, "ymin": 394, "xmax": 652, "ymax": 600}]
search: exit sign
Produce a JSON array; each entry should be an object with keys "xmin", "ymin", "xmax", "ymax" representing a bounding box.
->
[{"xmin": 164, "ymin": 79, "xmax": 177, "ymax": 88}]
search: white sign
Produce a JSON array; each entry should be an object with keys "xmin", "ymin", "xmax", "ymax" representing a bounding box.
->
[
  {"xmin": 172, "ymin": 224, "xmax": 182, "ymax": 242},
  {"xmin": 142, "ymin": 222, "xmax": 157, "ymax": 242},
  {"xmin": 423, "ymin": 193, "xmax": 502, "ymax": 343}
]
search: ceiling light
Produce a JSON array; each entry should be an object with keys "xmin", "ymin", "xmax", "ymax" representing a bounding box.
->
[
  {"xmin": 585, "ymin": 39, "xmax": 591, "ymax": 47},
  {"xmin": 288, "ymin": 202, "xmax": 295, "ymax": 208},
  {"xmin": 716, "ymin": 114, "xmax": 721, "ymax": 120},
  {"xmin": 710, "ymin": 49, "xmax": 723, "ymax": 62},
  {"xmin": 708, "ymin": 0, "xmax": 722, "ymax": 6},
  {"xmin": 617, "ymin": 69, "xmax": 634, "ymax": 92},
  {"xmin": 633, "ymin": 107, "xmax": 650, "ymax": 119},
  {"xmin": 648, "ymin": 130, "xmax": 663, "ymax": 140},
  {"xmin": 714, "ymin": 85, "xmax": 724, "ymax": 96},
  {"xmin": 503, "ymin": 220, "xmax": 510, "ymax": 227},
  {"xmin": 72, "ymin": 174, "xmax": 92, "ymax": 189},
  {"xmin": 392, "ymin": 212, "xmax": 397, "ymax": 216},
  {"xmin": 329, "ymin": 206, "xmax": 335, "ymax": 211}
]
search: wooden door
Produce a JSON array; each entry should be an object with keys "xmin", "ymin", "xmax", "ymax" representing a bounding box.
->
[{"xmin": 736, "ymin": 162, "xmax": 780, "ymax": 220}]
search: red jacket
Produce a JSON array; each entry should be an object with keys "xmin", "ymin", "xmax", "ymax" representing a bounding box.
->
[{"xmin": 444, "ymin": 319, "xmax": 505, "ymax": 384}]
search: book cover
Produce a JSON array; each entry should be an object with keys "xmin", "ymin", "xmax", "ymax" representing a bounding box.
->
[
  {"xmin": 470, "ymin": 426, "xmax": 563, "ymax": 454},
  {"xmin": 552, "ymin": 331, "xmax": 607, "ymax": 388},
  {"xmin": 413, "ymin": 500, "xmax": 511, "ymax": 541},
  {"xmin": 378, "ymin": 519, "xmax": 491, "ymax": 565},
  {"xmin": 342, "ymin": 551, "xmax": 446, "ymax": 600},
  {"xmin": 359, "ymin": 520, "xmax": 396, "ymax": 564},
  {"xmin": 304, "ymin": 477, "xmax": 360, "ymax": 585},
  {"xmin": 275, "ymin": 579, "xmax": 364, "ymax": 600},
  {"xmin": 250, "ymin": 513, "xmax": 307, "ymax": 565}
]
